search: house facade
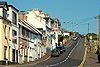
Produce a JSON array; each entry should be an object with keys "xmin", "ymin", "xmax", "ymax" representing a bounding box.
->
[
  {"xmin": 0, "ymin": 1, "xmax": 61, "ymax": 65},
  {"xmin": 7, "ymin": 5, "xmax": 19, "ymax": 63},
  {"xmin": 26, "ymin": 9, "xmax": 61, "ymax": 51},
  {"xmin": 0, "ymin": 2, "xmax": 12, "ymax": 65},
  {"xmin": 18, "ymin": 12, "xmax": 42, "ymax": 63},
  {"xmin": 52, "ymin": 18, "xmax": 61, "ymax": 48},
  {"xmin": 26, "ymin": 9, "xmax": 52, "ymax": 54}
]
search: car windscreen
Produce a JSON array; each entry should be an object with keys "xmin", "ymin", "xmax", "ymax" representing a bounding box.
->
[
  {"xmin": 56, "ymin": 47, "xmax": 62, "ymax": 50},
  {"xmin": 52, "ymin": 49, "xmax": 57, "ymax": 53}
]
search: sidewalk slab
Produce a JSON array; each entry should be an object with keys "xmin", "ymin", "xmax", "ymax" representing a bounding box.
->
[
  {"xmin": 83, "ymin": 52, "xmax": 100, "ymax": 67},
  {"xmin": 0, "ymin": 52, "xmax": 51, "ymax": 67}
]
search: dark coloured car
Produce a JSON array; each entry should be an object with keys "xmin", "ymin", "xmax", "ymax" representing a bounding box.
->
[
  {"xmin": 61, "ymin": 46, "xmax": 66, "ymax": 52},
  {"xmin": 51, "ymin": 49, "xmax": 60, "ymax": 57},
  {"xmin": 56, "ymin": 46, "xmax": 64, "ymax": 54}
]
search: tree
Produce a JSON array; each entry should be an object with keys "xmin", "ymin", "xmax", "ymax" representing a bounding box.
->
[
  {"xmin": 63, "ymin": 35, "xmax": 69, "ymax": 39},
  {"xmin": 86, "ymin": 33, "xmax": 98, "ymax": 40},
  {"xmin": 58, "ymin": 35, "xmax": 63, "ymax": 42}
]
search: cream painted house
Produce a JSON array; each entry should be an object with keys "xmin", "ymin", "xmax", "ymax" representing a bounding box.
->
[{"xmin": 0, "ymin": 2, "xmax": 12, "ymax": 65}]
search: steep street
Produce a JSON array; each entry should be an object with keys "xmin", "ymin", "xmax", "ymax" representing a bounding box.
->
[
  {"xmin": 0, "ymin": 1, "xmax": 99, "ymax": 67},
  {"xmin": 11, "ymin": 37, "xmax": 85, "ymax": 67}
]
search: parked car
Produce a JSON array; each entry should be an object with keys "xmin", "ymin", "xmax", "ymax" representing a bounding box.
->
[
  {"xmin": 56, "ymin": 46, "xmax": 64, "ymax": 54},
  {"xmin": 61, "ymin": 46, "xmax": 66, "ymax": 52},
  {"xmin": 51, "ymin": 49, "xmax": 60, "ymax": 57}
]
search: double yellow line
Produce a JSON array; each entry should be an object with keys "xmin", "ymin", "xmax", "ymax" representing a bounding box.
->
[{"xmin": 78, "ymin": 44, "xmax": 87, "ymax": 67}]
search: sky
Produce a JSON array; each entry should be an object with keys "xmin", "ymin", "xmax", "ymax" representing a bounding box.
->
[{"xmin": 6, "ymin": 0, "xmax": 100, "ymax": 34}]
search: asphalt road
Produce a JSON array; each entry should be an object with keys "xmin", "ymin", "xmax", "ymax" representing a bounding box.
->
[{"xmin": 18, "ymin": 37, "xmax": 85, "ymax": 67}]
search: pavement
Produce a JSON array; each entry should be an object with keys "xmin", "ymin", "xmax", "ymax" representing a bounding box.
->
[
  {"xmin": 0, "ymin": 52, "xmax": 51, "ymax": 67},
  {"xmin": 83, "ymin": 48, "xmax": 100, "ymax": 67}
]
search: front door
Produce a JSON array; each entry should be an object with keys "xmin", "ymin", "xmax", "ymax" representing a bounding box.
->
[{"xmin": 12, "ymin": 49, "xmax": 15, "ymax": 62}]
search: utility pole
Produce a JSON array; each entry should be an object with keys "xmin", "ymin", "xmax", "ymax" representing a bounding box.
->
[
  {"xmin": 98, "ymin": 15, "xmax": 100, "ymax": 48},
  {"xmin": 88, "ymin": 23, "xmax": 89, "ymax": 34},
  {"xmin": 87, "ymin": 23, "xmax": 90, "ymax": 42}
]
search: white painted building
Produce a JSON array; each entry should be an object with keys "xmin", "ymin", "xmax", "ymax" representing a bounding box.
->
[
  {"xmin": 63, "ymin": 33, "xmax": 70, "ymax": 36},
  {"xmin": 26, "ymin": 9, "xmax": 53, "ymax": 53},
  {"xmin": 18, "ymin": 12, "xmax": 42, "ymax": 63},
  {"xmin": 53, "ymin": 19, "xmax": 61, "ymax": 48},
  {"xmin": 7, "ymin": 5, "xmax": 19, "ymax": 63},
  {"xmin": 26, "ymin": 10, "xmax": 46, "ymax": 30}
]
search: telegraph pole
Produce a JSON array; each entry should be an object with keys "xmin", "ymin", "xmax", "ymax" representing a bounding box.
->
[
  {"xmin": 98, "ymin": 15, "xmax": 100, "ymax": 47},
  {"xmin": 88, "ymin": 23, "xmax": 89, "ymax": 34},
  {"xmin": 87, "ymin": 23, "xmax": 90, "ymax": 42}
]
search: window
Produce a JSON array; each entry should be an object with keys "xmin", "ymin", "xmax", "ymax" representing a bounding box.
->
[
  {"xmin": 32, "ymin": 33, "xmax": 36, "ymax": 40},
  {"xmin": 12, "ymin": 30, "xmax": 17, "ymax": 43},
  {"xmin": 3, "ymin": 8, "xmax": 7, "ymax": 18},
  {"xmin": 29, "ymin": 32, "xmax": 32, "ymax": 40},
  {"xmin": 8, "ymin": 27, "xmax": 11, "ymax": 38},
  {"xmin": 22, "ymin": 28, "xmax": 25, "ymax": 37},
  {"xmin": 4, "ymin": 46, "xmax": 7, "ymax": 59},
  {"xmin": 26, "ymin": 30, "xmax": 29, "ymax": 38},
  {"xmin": 12, "ymin": 30, "xmax": 17, "ymax": 36},
  {"xmin": 4, "ymin": 25, "xmax": 6, "ymax": 35},
  {"xmin": 12, "ymin": 11, "xmax": 17, "ymax": 25}
]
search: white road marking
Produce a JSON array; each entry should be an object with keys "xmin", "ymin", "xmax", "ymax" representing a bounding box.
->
[
  {"xmin": 33, "ymin": 55, "xmax": 51, "ymax": 65},
  {"xmin": 69, "ymin": 53, "xmax": 71, "ymax": 56},
  {"xmin": 67, "ymin": 55, "xmax": 70, "ymax": 58},
  {"xmin": 46, "ymin": 38, "xmax": 81, "ymax": 67},
  {"xmin": 66, "ymin": 57, "xmax": 69, "ymax": 60}
]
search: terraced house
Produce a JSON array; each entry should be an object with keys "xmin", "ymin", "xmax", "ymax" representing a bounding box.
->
[
  {"xmin": 18, "ymin": 12, "xmax": 42, "ymax": 63},
  {"xmin": 26, "ymin": 9, "xmax": 55, "ymax": 54},
  {"xmin": 7, "ymin": 4, "xmax": 19, "ymax": 63},
  {"xmin": 0, "ymin": 2, "xmax": 12, "ymax": 65},
  {"xmin": 0, "ymin": 1, "xmax": 61, "ymax": 65}
]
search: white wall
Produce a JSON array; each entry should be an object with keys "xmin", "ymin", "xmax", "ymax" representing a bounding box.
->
[
  {"xmin": 7, "ymin": 6, "xmax": 19, "ymax": 50},
  {"xmin": 27, "ymin": 11, "xmax": 46, "ymax": 30},
  {"xmin": 7, "ymin": 6, "xmax": 19, "ymax": 63},
  {"xmin": 64, "ymin": 33, "xmax": 70, "ymax": 36},
  {"xmin": 0, "ymin": 8, "xmax": 3, "ymax": 16}
]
